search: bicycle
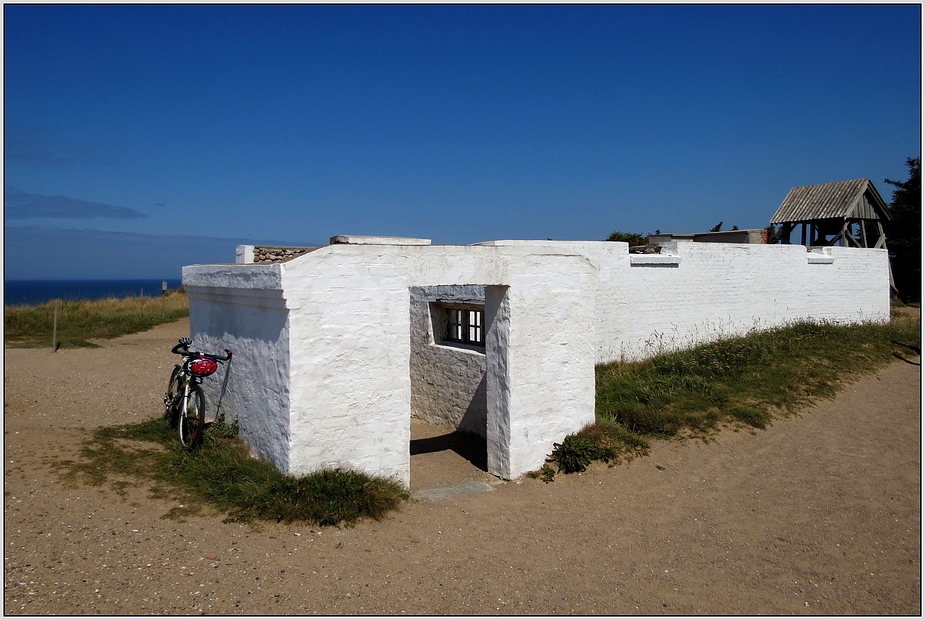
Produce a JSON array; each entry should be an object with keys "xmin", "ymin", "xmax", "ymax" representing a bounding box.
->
[{"xmin": 163, "ymin": 337, "xmax": 232, "ymax": 449}]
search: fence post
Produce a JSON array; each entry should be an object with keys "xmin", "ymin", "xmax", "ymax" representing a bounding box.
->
[{"xmin": 52, "ymin": 301, "xmax": 58, "ymax": 351}]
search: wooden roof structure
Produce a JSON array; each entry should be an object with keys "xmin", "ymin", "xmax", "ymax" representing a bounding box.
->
[{"xmin": 770, "ymin": 179, "xmax": 891, "ymax": 249}]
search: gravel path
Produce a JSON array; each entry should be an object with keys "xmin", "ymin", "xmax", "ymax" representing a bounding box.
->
[{"xmin": 4, "ymin": 317, "xmax": 920, "ymax": 614}]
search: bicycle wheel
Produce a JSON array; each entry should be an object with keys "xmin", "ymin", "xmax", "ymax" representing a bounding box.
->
[
  {"xmin": 163, "ymin": 366, "xmax": 183, "ymax": 428},
  {"xmin": 177, "ymin": 384, "xmax": 206, "ymax": 450}
]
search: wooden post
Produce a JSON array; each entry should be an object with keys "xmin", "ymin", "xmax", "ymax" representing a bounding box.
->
[{"xmin": 52, "ymin": 301, "xmax": 58, "ymax": 351}]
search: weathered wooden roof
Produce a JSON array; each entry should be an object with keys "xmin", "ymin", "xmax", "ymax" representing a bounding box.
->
[{"xmin": 770, "ymin": 179, "xmax": 891, "ymax": 224}]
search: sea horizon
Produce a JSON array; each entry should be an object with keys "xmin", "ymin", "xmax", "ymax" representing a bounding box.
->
[{"xmin": 4, "ymin": 278, "xmax": 184, "ymax": 306}]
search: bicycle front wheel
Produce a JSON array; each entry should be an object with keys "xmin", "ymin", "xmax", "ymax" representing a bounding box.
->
[
  {"xmin": 177, "ymin": 384, "xmax": 206, "ymax": 450},
  {"xmin": 164, "ymin": 366, "xmax": 183, "ymax": 428}
]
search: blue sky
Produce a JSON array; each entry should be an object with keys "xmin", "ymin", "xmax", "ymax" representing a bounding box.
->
[{"xmin": 4, "ymin": 4, "xmax": 921, "ymax": 279}]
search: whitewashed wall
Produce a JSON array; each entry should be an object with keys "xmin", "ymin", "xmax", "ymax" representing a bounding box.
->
[
  {"xmin": 184, "ymin": 239, "xmax": 890, "ymax": 485},
  {"xmin": 479, "ymin": 241, "xmax": 891, "ymax": 362},
  {"xmin": 205, "ymin": 244, "xmax": 600, "ymax": 485},
  {"xmin": 184, "ymin": 265, "xmax": 292, "ymax": 469}
]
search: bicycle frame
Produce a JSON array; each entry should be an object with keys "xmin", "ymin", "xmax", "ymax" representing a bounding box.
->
[{"xmin": 165, "ymin": 338, "xmax": 232, "ymax": 450}]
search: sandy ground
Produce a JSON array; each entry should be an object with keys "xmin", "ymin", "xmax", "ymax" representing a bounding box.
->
[{"xmin": 3, "ymin": 317, "xmax": 921, "ymax": 615}]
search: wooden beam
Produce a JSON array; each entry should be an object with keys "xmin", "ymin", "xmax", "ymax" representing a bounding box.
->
[{"xmin": 874, "ymin": 221, "xmax": 887, "ymax": 249}]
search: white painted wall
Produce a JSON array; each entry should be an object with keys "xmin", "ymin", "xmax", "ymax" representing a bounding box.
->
[
  {"xmin": 183, "ymin": 264, "xmax": 292, "ymax": 470},
  {"xmin": 184, "ymin": 239, "xmax": 890, "ymax": 486},
  {"xmin": 479, "ymin": 240, "xmax": 891, "ymax": 362},
  {"xmin": 268, "ymin": 244, "xmax": 599, "ymax": 485}
]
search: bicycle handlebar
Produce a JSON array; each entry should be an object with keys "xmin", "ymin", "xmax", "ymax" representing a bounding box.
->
[{"xmin": 171, "ymin": 338, "xmax": 232, "ymax": 361}]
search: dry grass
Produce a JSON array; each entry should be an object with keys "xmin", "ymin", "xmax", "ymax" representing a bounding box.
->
[{"xmin": 5, "ymin": 290, "xmax": 189, "ymax": 348}]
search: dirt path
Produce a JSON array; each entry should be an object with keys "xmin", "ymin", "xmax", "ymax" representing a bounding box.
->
[{"xmin": 4, "ymin": 318, "xmax": 920, "ymax": 614}]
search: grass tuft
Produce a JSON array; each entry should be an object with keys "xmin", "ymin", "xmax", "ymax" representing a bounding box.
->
[
  {"xmin": 549, "ymin": 434, "xmax": 615, "ymax": 474},
  {"xmin": 54, "ymin": 417, "xmax": 409, "ymax": 527}
]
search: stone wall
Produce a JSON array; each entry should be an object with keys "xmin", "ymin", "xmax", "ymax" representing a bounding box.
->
[
  {"xmin": 409, "ymin": 285, "xmax": 487, "ymax": 435},
  {"xmin": 235, "ymin": 245, "xmax": 318, "ymax": 264}
]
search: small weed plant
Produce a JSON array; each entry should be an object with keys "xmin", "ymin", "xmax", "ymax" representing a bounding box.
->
[
  {"xmin": 544, "ymin": 313, "xmax": 920, "ymax": 480},
  {"xmin": 5, "ymin": 290, "xmax": 190, "ymax": 348},
  {"xmin": 55, "ymin": 417, "xmax": 408, "ymax": 527}
]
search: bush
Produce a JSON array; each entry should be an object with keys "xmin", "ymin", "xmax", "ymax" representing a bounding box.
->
[
  {"xmin": 605, "ymin": 230, "xmax": 648, "ymax": 245},
  {"xmin": 549, "ymin": 433, "xmax": 615, "ymax": 474}
]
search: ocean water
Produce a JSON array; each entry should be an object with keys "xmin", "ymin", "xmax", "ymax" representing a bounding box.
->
[{"xmin": 4, "ymin": 279, "xmax": 183, "ymax": 306}]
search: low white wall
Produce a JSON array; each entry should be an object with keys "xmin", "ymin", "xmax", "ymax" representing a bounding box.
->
[
  {"xmin": 480, "ymin": 241, "xmax": 891, "ymax": 363},
  {"xmin": 599, "ymin": 243, "xmax": 891, "ymax": 362},
  {"xmin": 183, "ymin": 264, "xmax": 292, "ymax": 471},
  {"xmin": 184, "ymin": 239, "xmax": 890, "ymax": 487}
]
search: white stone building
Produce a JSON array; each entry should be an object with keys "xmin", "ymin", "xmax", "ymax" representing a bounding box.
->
[{"xmin": 182, "ymin": 236, "xmax": 890, "ymax": 487}]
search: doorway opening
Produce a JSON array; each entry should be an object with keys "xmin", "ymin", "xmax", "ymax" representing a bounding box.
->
[{"xmin": 409, "ymin": 285, "xmax": 491, "ymax": 490}]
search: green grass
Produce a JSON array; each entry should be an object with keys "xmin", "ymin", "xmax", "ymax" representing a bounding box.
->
[
  {"xmin": 54, "ymin": 418, "xmax": 409, "ymax": 527},
  {"xmin": 44, "ymin": 299, "xmax": 920, "ymax": 506},
  {"xmin": 545, "ymin": 311, "xmax": 920, "ymax": 478},
  {"xmin": 4, "ymin": 290, "xmax": 190, "ymax": 348}
]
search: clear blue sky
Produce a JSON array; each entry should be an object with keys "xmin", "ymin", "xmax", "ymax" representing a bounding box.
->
[{"xmin": 4, "ymin": 4, "xmax": 921, "ymax": 279}]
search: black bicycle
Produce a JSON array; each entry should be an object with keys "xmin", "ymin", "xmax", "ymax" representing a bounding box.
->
[{"xmin": 164, "ymin": 337, "xmax": 232, "ymax": 449}]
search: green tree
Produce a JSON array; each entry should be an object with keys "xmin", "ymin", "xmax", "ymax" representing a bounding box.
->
[
  {"xmin": 765, "ymin": 224, "xmax": 784, "ymax": 244},
  {"xmin": 884, "ymin": 157, "xmax": 920, "ymax": 303},
  {"xmin": 605, "ymin": 231, "xmax": 648, "ymax": 245}
]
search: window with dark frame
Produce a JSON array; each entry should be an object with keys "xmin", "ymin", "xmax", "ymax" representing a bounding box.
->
[{"xmin": 443, "ymin": 306, "xmax": 485, "ymax": 347}]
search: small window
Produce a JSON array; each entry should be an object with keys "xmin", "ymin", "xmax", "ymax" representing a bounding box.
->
[{"xmin": 440, "ymin": 305, "xmax": 485, "ymax": 348}]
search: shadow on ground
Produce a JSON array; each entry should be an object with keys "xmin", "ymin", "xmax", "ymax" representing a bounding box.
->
[{"xmin": 410, "ymin": 430, "xmax": 488, "ymax": 472}]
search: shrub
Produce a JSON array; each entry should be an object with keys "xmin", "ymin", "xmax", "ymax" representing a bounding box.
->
[{"xmin": 549, "ymin": 433, "xmax": 615, "ymax": 474}]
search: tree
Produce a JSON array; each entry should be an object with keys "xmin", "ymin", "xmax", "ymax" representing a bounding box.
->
[
  {"xmin": 884, "ymin": 157, "xmax": 921, "ymax": 303},
  {"xmin": 765, "ymin": 224, "xmax": 784, "ymax": 244},
  {"xmin": 710, "ymin": 221, "xmax": 723, "ymax": 232},
  {"xmin": 605, "ymin": 231, "xmax": 648, "ymax": 245}
]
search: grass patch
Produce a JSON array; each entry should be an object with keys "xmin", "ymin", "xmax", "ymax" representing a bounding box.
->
[
  {"xmin": 54, "ymin": 418, "xmax": 409, "ymax": 527},
  {"xmin": 546, "ymin": 419, "xmax": 651, "ymax": 475},
  {"xmin": 4, "ymin": 290, "xmax": 189, "ymax": 348},
  {"xmin": 543, "ymin": 314, "xmax": 920, "ymax": 480}
]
